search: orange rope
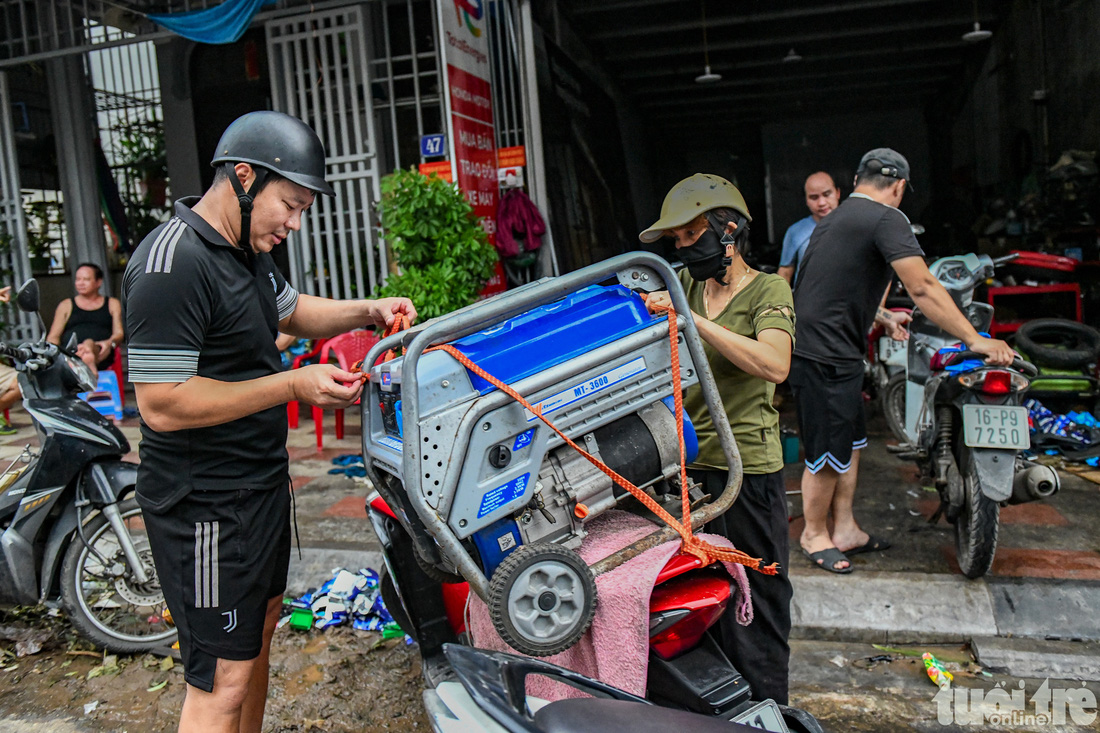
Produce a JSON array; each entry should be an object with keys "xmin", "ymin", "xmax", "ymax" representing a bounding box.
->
[{"xmin": 375, "ymin": 301, "xmax": 777, "ymax": 575}]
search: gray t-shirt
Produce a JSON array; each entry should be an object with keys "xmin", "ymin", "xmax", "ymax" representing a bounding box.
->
[{"xmin": 793, "ymin": 194, "xmax": 924, "ymax": 365}]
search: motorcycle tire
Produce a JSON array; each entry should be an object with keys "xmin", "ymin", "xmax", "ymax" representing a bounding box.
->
[
  {"xmin": 954, "ymin": 451, "xmax": 1000, "ymax": 579},
  {"xmin": 883, "ymin": 373, "xmax": 909, "ymax": 444},
  {"xmin": 1015, "ymin": 318, "xmax": 1100, "ymax": 370},
  {"xmin": 60, "ymin": 498, "xmax": 178, "ymax": 654},
  {"xmin": 380, "ymin": 567, "xmax": 418, "ymax": 645}
]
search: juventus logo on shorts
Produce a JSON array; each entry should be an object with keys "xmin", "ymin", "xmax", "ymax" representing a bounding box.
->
[
  {"xmin": 222, "ymin": 609, "xmax": 238, "ymax": 633},
  {"xmin": 194, "ymin": 521, "xmax": 220, "ymax": 609}
]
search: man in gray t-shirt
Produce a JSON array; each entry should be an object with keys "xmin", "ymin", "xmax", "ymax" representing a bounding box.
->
[{"xmin": 790, "ymin": 148, "xmax": 1014, "ymax": 574}]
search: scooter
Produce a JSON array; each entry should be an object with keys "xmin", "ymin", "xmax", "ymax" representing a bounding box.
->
[
  {"xmin": 891, "ymin": 254, "xmax": 1059, "ymax": 578},
  {"xmin": 425, "ymin": 643, "xmax": 804, "ymax": 733},
  {"xmin": 363, "ymin": 253, "xmax": 823, "ymax": 732},
  {"xmin": 0, "ymin": 280, "xmax": 174, "ymax": 653}
]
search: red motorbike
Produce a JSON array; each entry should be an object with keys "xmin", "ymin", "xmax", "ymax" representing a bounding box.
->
[{"xmin": 368, "ymin": 493, "xmax": 821, "ymax": 732}]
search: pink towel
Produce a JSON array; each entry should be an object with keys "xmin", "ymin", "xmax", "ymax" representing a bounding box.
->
[{"xmin": 468, "ymin": 510, "xmax": 753, "ymax": 699}]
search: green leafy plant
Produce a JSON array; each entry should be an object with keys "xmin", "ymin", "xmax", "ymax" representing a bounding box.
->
[
  {"xmin": 115, "ymin": 119, "xmax": 168, "ymax": 183},
  {"xmin": 22, "ymin": 200, "xmax": 62, "ymax": 272},
  {"xmin": 373, "ymin": 168, "xmax": 497, "ymax": 320}
]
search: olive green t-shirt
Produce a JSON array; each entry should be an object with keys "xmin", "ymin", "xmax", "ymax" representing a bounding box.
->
[{"xmin": 679, "ymin": 270, "xmax": 796, "ymax": 474}]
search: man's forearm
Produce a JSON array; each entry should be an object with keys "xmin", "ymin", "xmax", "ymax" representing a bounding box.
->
[
  {"xmin": 135, "ymin": 372, "xmax": 297, "ymax": 432},
  {"xmin": 282, "ymin": 293, "xmax": 373, "ymax": 338}
]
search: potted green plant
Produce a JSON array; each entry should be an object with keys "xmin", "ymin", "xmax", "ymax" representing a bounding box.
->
[
  {"xmin": 23, "ymin": 200, "xmax": 61, "ymax": 274},
  {"xmin": 116, "ymin": 119, "xmax": 169, "ymax": 208},
  {"xmin": 373, "ymin": 168, "xmax": 498, "ymax": 321}
]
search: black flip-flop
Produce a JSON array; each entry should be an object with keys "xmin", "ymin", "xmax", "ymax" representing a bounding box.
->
[
  {"xmin": 801, "ymin": 547, "xmax": 853, "ymax": 574},
  {"xmin": 845, "ymin": 535, "xmax": 892, "ymax": 556}
]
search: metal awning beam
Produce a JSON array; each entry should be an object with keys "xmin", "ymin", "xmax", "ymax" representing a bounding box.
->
[
  {"xmin": 633, "ymin": 58, "xmax": 958, "ymax": 99},
  {"xmin": 605, "ymin": 14, "xmax": 994, "ymax": 62},
  {"xmin": 589, "ymin": 0, "xmax": 948, "ymax": 41},
  {"xmin": 618, "ymin": 38, "xmax": 966, "ymax": 80},
  {"xmin": 643, "ymin": 76, "xmax": 946, "ymax": 114}
]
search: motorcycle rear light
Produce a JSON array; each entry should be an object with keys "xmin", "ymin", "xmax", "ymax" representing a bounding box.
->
[
  {"xmin": 981, "ymin": 370, "xmax": 1012, "ymax": 394},
  {"xmin": 958, "ymin": 369, "xmax": 1028, "ymax": 394},
  {"xmin": 648, "ymin": 575, "xmax": 731, "ymax": 660}
]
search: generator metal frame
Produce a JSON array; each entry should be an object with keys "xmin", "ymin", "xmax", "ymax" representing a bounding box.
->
[{"xmin": 360, "ymin": 252, "xmax": 742, "ymax": 600}]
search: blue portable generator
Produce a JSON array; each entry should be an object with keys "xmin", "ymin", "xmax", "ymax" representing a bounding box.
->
[{"xmin": 361, "ymin": 253, "xmax": 740, "ymax": 656}]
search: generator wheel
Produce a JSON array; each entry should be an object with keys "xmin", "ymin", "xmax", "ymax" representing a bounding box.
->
[{"xmin": 487, "ymin": 544, "xmax": 596, "ymax": 657}]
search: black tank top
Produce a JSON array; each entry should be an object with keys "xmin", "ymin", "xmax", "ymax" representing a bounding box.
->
[{"xmin": 62, "ymin": 297, "xmax": 113, "ymax": 345}]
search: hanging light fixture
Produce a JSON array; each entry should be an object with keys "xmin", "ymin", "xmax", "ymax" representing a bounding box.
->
[
  {"xmin": 783, "ymin": 48, "xmax": 803, "ymax": 63},
  {"xmin": 695, "ymin": 0, "xmax": 721, "ymax": 84},
  {"xmin": 962, "ymin": 0, "xmax": 992, "ymax": 42}
]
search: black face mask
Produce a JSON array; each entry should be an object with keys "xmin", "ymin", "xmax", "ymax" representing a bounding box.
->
[{"xmin": 678, "ymin": 228, "xmax": 732, "ymax": 284}]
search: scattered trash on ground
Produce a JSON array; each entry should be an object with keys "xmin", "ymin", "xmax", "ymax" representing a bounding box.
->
[
  {"xmin": 1027, "ymin": 399, "xmax": 1099, "ymax": 456},
  {"xmin": 83, "ymin": 700, "xmax": 99, "ymax": 715},
  {"xmin": 280, "ymin": 567, "xmax": 410, "ymax": 643},
  {"xmin": 0, "ymin": 623, "xmax": 53, "ymax": 657},
  {"xmin": 922, "ymin": 652, "xmax": 953, "ymax": 689}
]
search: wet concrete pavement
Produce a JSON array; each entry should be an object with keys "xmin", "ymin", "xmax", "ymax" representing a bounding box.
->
[{"xmin": 2, "ymin": 392, "xmax": 1098, "ymax": 730}]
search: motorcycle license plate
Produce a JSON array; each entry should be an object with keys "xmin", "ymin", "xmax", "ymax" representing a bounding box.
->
[
  {"xmin": 962, "ymin": 405, "xmax": 1030, "ymax": 450},
  {"xmin": 878, "ymin": 336, "xmax": 907, "ymax": 366},
  {"xmin": 731, "ymin": 699, "xmax": 789, "ymax": 732}
]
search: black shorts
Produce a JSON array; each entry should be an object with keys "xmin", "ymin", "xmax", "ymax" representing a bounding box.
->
[
  {"xmin": 141, "ymin": 485, "xmax": 291, "ymax": 692},
  {"xmin": 788, "ymin": 356, "xmax": 867, "ymax": 474}
]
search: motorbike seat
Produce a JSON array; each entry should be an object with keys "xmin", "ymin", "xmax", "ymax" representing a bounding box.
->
[{"xmin": 534, "ymin": 698, "xmax": 759, "ymax": 733}]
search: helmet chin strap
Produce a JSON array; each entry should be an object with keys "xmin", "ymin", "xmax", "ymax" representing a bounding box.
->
[{"xmin": 225, "ymin": 163, "xmax": 268, "ymax": 253}]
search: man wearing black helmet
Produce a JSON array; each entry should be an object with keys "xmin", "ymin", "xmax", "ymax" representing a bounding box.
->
[{"xmin": 122, "ymin": 111, "xmax": 416, "ymax": 732}]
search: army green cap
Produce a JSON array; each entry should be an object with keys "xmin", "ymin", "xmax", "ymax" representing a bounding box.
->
[{"xmin": 639, "ymin": 173, "xmax": 752, "ymax": 243}]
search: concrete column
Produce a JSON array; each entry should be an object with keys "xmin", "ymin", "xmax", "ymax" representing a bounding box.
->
[
  {"xmin": 46, "ymin": 55, "xmax": 108, "ymax": 286},
  {"xmin": 156, "ymin": 38, "xmax": 202, "ymax": 198}
]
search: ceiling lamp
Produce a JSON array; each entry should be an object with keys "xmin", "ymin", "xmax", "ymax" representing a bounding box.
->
[
  {"xmin": 783, "ymin": 48, "xmax": 803, "ymax": 63},
  {"xmin": 962, "ymin": 0, "xmax": 992, "ymax": 42},
  {"xmin": 695, "ymin": 0, "xmax": 721, "ymax": 84}
]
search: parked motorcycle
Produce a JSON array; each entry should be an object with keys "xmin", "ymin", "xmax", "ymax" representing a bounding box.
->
[
  {"xmin": 370, "ymin": 492, "xmax": 822, "ymax": 733},
  {"xmin": 361, "ymin": 259, "xmax": 823, "ymax": 731},
  {"xmin": 0, "ymin": 280, "xmax": 174, "ymax": 652},
  {"xmin": 425, "ymin": 643, "xmax": 802, "ymax": 733},
  {"xmin": 891, "ymin": 254, "xmax": 1059, "ymax": 578}
]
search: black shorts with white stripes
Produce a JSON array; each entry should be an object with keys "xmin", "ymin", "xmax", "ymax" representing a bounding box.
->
[{"xmin": 142, "ymin": 484, "xmax": 291, "ymax": 692}]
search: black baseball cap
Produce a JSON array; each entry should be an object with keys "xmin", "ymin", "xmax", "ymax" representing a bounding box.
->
[{"xmin": 858, "ymin": 147, "xmax": 913, "ymax": 191}]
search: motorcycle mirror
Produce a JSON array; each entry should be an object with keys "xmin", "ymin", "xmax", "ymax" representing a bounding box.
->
[
  {"xmin": 64, "ymin": 332, "xmax": 78, "ymax": 353},
  {"xmin": 15, "ymin": 278, "xmax": 39, "ymax": 314}
]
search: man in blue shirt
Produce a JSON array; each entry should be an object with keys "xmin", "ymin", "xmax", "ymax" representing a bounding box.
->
[{"xmin": 778, "ymin": 171, "xmax": 839, "ymax": 285}]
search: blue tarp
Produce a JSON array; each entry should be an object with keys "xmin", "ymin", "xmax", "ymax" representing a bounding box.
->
[{"xmin": 148, "ymin": 0, "xmax": 278, "ymax": 45}]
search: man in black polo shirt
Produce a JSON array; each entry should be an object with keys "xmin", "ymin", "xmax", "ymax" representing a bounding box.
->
[
  {"xmin": 790, "ymin": 148, "xmax": 1013, "ymax": 574},
  {"xmin": 123, "ymin": 111, "xmax": 416, "ymax": 732}
]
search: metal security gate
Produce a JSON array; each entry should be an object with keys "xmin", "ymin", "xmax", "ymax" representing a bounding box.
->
[
  {"xmin": 0, "ymin": 71, "xmax": 34, "ymax": 340},
  {"xmin": 267, "ymin": 6, "xmax": 384, "ymax": 300}
]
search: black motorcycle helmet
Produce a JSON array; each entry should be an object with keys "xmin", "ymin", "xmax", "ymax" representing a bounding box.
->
[{"xmin": 211, "ymin": 111, "xmax": 335, "ymax": 248}]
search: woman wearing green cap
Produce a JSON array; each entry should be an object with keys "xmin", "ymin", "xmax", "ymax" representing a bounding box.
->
[{"xmin": 640, "ymin": 173, "xmax": 795, "ymax": 704}]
